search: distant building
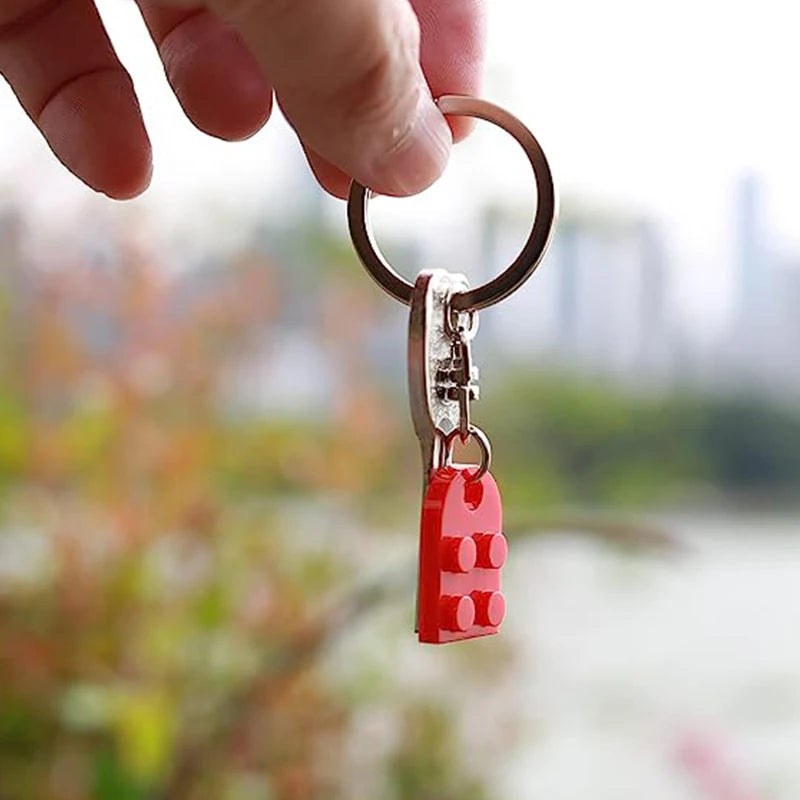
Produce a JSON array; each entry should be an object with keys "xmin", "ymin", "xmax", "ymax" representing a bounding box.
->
[
  {"xmin": 737, "ymin": 174, "xmax": 771, "ymax": 325},
  {"xmin": 483, "ymin": 204, "xmax": 676, "ymax": 384},
  {"xmin": 719, "ymin": 173, "xmax": 800, "ymax": 396}
]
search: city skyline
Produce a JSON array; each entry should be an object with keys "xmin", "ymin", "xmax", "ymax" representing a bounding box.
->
[{"xmin": 1, "ymin": 0, "xmax": 799, "ymax": 344}]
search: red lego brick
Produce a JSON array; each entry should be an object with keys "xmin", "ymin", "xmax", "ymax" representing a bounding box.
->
[{"xmin": 418, "ymin": 466, "xmax": 507, "ymax": 643}]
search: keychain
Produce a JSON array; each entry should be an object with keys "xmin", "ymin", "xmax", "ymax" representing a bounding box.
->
[{"xmin": 347, "ymin": 95, "xmax": 557, "ymax": 643}]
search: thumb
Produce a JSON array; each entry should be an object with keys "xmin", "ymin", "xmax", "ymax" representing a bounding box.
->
[{"xmin": 205, "ymin": 0, "xmax": 452, "ymax": 196}]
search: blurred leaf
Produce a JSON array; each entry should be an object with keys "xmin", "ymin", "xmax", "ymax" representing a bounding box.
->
[
  {"xmin": 389, "ymin": 704, "xmax": 488, "ymax": 800},
  {"xmin": 0, "ymin": 391, "xmax": 28, "ymax": 483},
  {"xmin": 0, "ymin": 696, "xmax": 49, "ymax": 754},
  {"xmin": 93, "ymin": 748, "xmax": 146, "ymax": 800},
  {"xmin": 60, "ymin": 684, "xmax": 114, "ymax": 732},
  {"xmin": 113, "ymin": 689, "xmax": 175, "ymax": 785}
]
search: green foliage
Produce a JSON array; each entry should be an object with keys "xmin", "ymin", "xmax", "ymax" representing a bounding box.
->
[
  {"xmin": 484, "ymin": 373, "xmax": 800, "ymax": 511},
  {"xmin": 389, "ymin": 704, "xmax": 489, "ymax": 800},
  {"xmin": 0, "ymin": 390, "xmax": 28, "ymax": 486},
  {"xmin": 93, "ymin": 748, "xmax": 148, "ymax": 800},
  {"xmin": 0, "ymin": 223, "xmax": 505, "ymax": 800},
  {"xmin": 689, "ymin": 396, "xmax": 800, "ymax": 489}
]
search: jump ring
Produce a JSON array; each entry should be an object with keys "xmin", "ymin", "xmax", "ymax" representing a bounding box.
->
[
  {"xmin": 444, "ymin": 300, "xmax": 479, "ymax": 342},
  {"xmin": 347, "ymin": 94, "xmax": 558, "ymax": 312},
  {"xmin": 442, "ymin": 425, "xmax": 492, "ymax": 484}
]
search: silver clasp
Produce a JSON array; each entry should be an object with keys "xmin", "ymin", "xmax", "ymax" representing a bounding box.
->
[{"xmin": 408, "ymin": 270, "xmax": 489, "ymax": 492}]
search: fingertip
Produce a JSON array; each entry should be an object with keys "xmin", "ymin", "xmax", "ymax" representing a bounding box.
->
[
  {"xmin": 322, "ymin": 181, "xmax": 351, "ymax": 201},
  {"xmin": 365, "ymin": 94, "xmax": 452, "ymax": 197},
  {"xmin": 298, "ymin": 90, "xmax": 452, "ymax": 199},
  {"xmin": 303, "ymin": 148, "xmax": 351, "ymax": 199},
  {"xmin": 38, "ymin": 68, "xmax": 154, "ymax": 200},
  {"xmin": 449, "ymin": 115, "xmax": 476, "ymax": 144},
  {"xmin": 159, "ymin": 13, "xmax": 273, "ymax": 141},
  {"xmin": 107, "ymin": 152, "xmax": 153, "ymax": 200}
]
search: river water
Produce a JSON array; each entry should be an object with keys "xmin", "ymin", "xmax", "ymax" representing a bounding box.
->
[{"xmin": 499, "ymin": 513, "xmax": 800, "ymax": 799}]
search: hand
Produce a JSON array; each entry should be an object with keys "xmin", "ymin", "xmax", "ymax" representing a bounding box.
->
[{"xmin": 0, "ymin": 0, "xmax": 485, "ymax": 200}]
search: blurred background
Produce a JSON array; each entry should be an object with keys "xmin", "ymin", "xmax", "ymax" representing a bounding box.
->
[{"xmin": 2, "ymin": 1, "xmax": 800, "ymax": 798}]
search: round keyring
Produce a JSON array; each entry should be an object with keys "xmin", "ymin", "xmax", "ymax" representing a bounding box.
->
[{"xmin": 347, "ymin": 94, "xmax": 558, "ymax": 313}]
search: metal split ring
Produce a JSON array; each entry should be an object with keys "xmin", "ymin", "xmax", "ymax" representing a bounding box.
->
[
  {"xmin": 348, "ymin": 94, "xmax": 558, "ymax": 313},
  {"xmin": 441, "ymin": 425, "xmax": 492, "ymax": 484}
]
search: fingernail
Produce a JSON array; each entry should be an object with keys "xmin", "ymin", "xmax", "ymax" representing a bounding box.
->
[{"xmin": 372, "ymin": 90, "xmax": 452, "ymax": 196}]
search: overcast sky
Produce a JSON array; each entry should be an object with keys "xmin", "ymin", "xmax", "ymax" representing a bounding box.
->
[{"xmin": 1, "ymin": 0, "xmax": 798, "ymax": 337}]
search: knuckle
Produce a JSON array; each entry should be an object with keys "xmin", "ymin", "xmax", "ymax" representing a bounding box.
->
[{"xmin": 337, "ymin": 49, "xmax": 401, "ymax": 126}]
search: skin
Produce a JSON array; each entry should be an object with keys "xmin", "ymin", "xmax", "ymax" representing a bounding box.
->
[{"xmin": 0, "ymin": 0, "xmax": 485, "ymax": 200}]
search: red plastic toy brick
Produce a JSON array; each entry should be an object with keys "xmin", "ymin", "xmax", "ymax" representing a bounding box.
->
[{"xmin": 418, "ymin": 466, "xmax": 507, "ymax": 644}]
